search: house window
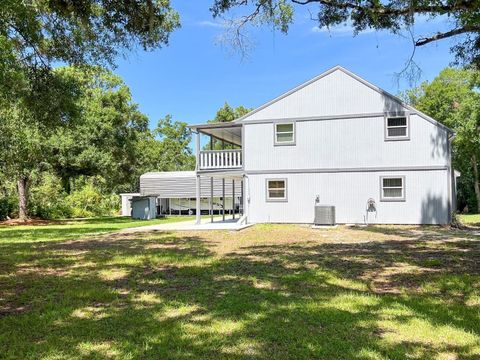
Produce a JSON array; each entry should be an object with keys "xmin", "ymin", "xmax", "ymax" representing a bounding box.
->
[
  {"xmin": 266, "ymin": 179, "xmax": 287, "ymax": 201},
  {"xmin": 274, "ymin": 123, "xmax": 295, "ymax": 145},
  {"xmin": 380, "ymin": 176, "xmax": 405, "ymax": 201},
  {"xmin": 385, "ymin": 116, "xmax": 409, "ymax": 140}
]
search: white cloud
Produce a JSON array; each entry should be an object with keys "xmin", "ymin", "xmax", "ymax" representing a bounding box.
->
[{"xmin": 196, "ymin": 20, "xmax": 228, "ymax": 29}]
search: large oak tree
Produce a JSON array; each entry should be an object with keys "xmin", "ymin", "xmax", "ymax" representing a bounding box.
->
[
  {"xmin": 0, "ymin": 0, "xmax": 180, "ymax": 220},
  {"xmin": 210, "ymin": 0, "xmax": 480, "ymax": 67}
]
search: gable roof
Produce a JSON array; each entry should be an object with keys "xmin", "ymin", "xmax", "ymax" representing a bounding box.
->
[{"xmin": 235, "ymin": 65, "xmax": 454, "ymax": 134}]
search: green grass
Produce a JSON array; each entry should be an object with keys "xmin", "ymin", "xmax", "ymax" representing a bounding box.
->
[
  {"xmin": 460, "ymin": 214, "xmax": 480, "ymax": 226},
  {"xmin": 0, "ymin": 216, "xmax": 193, "ymax": 243},
  {"xmin": 1, "ymin": 220, "xmax": 480, "ymax": 359}
]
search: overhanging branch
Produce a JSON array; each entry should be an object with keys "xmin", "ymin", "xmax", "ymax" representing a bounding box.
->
[
  {"xmin": 291, "ymin": 0, "xmax": 474, "ymax": 16},
  {"xmin": 415, "ymin": 25, "xmax": 480, "ymax": 46}
]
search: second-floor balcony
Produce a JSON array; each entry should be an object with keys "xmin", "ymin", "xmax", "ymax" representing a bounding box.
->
[
  {"xmin": 199, "ymin": 149, "xmax": 242, "ymax": 170},
  {"xmin": 190, "ymin": 122, "xmax": 243, "ymax": 172}
]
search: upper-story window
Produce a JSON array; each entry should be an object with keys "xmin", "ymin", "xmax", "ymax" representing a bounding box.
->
[
  {"xmin": 274, "ymin": 122, "xmax": 295, "ymax": 145},
  {"xmin": 385, "ymin": 116, "xmax": 409, "ymax": 140}
]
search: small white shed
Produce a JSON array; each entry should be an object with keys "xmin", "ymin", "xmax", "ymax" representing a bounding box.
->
[
  {"xmin": 119, "ymin": 193, "xmax": 140, "ymax": 216},
  {"xmin": 131, "ymin": 196, "xmax": 157, "ymax": 220}
]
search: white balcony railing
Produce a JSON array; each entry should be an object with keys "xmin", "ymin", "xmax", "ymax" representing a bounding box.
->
[{"xmin": 199, "ymin": 150, "xmax": 242, "ymax": 170}]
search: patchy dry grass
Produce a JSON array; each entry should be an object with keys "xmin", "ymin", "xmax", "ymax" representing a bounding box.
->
[{"xmin": 1, "ymin": 218, "xmax": 480, "ymax": 359}]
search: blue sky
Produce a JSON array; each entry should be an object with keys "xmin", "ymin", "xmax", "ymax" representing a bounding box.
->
[{"xmin": 115, "ymin": 1, "xmax": 455, "ymax": 128}]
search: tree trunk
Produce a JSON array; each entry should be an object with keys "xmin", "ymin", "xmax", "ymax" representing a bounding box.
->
[
  {"xmin": 17, "ymin": 177, "xmax": 28, "ymax": 222},
  {"xmin": 61, "ymin": 175, "xmax": 71, "ymax": 194},
  {"xmin": 472, "ymin": 154, "xmax": 480, "ymax": 213}
]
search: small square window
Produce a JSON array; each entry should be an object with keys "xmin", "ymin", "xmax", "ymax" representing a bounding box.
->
[
  {"xmin": 266, "ymin": 179, "xmax": 287, "ymax": 201},
  {"xmin": 274, "ymin": 123, "xmax": 295, "ymax": 145},
  {"xmin": 385, "ymin": 116, "xmax": 409, "ymax": 140},
  {"xmin": 380, "ymin": 176, "xmax": 405, "ymax": 201}
]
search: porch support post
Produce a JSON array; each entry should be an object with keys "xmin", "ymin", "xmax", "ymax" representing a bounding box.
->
[
  {"xmin": 210, "ymin": 177, "xmax": 214, "ymax": 223},
  {"xmin": 240, "ymin": 179, "xmax": 244, "ymax": 216},
  {"xmin": 196, "ymin": 176, "xmax": 201, "ymax": 224},
  {"xmin": 222, "ymin": 140, "xmax": 225, "ymax": 221},
  {"xmin": 242, "ymin": 175, "xmax": 247, "ymax": 221},
  {"xmin": 195, "ymin": 131, "xmax": 201, "ymax": 225},
  {"xmin": 210, "ymin": 136, "xmax": 214, "ymax": 223},
  {"xmin": 232, "ymin": 179, "xmax": 235, "ymax": 220}
]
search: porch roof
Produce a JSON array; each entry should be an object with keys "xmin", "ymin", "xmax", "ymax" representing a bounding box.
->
[{"xmin": 189, "ymin": 122, "xmax": 242, "ymax": 146}]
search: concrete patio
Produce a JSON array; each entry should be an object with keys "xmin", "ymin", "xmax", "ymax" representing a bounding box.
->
[{"xmin": 120, "ymin": 216, "xmax": 253, "ymax": 233}]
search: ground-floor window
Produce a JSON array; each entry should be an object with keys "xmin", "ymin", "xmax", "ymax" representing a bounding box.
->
[
  {"xmin": 266, "ymin": 179, "xmax": 288, "ymax": 202},
  {"xmin": 380, "ymin": 176, "xmax": 405, "ymax": 201}
]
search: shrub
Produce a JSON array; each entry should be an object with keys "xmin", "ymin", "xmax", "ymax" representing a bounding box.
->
[
  {"xmin": 30, "ymin": 174, "xmax": 72, "ymax": 219},
  {"xmin": 66, "ymin": 182, "xmax": 119, "ymax": 218},
  {"xmin": 28, "ymin": 174, "xmax": 120, "ymax": 219},
  {"xmin": 0, "ymin": 194, "xmax": 16, "ymax": 220}
]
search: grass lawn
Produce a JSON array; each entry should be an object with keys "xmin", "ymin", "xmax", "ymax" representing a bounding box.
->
[
  {"xmin": 0, "ymin": 216, "xmax": 480, "ymax": 359},
  {"xmin": 0, "ymin": 216, "xmax": 194, "ymax": 242},
  {"xmin": 459, "ymin": 214, "xmax": 480, "ymax": 226}
]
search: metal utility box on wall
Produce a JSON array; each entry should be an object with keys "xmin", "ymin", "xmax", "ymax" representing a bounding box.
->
[
  {"xmin": 314, "ymin": 205, "xmax": 336, "ymax": 226},
  {"xmin": 131, "ymin": 196, "xmax": 157, "ymax": 220}
]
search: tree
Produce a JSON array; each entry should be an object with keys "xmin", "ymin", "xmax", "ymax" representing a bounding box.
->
[
  {"xmin": 208, "ymin": 102, "xmax": 252, "ymax": 123},
  {"xmin": 403, "ymin": 67, "xmax": 480, "ymax": 212},
  {"xmin": 0, "ymin": 70, "xmax": 81, "ymax": 220},
  {"xmin": 210, "ymin": 0, "xmax": 480, "ymax": 68},
  {"xmin": 47, "ymin": 66, "xmax": 150, "ymax": 194},
  {"xmin": 0, "ymin": 65, "xmax": 196, "ymax": 219},
  {"xmin": 138, "ymin": 115, "xmax": 195, "ymax": 173},
  {"xmin": 205, "ymin": 102, "xmax": 252, "ymax": 150},
  {"xmin": 1, "ymin": 1, "xmax": 180, "ymax": 220},
  {"xmin": 2, "ymin": 1, "xmax": 180, "ymax": 63},
  {"xmin": 1, "ymin": 1, "xmax": 180, "ymax": 102}
]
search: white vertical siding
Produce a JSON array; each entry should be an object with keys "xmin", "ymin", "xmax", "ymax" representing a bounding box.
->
[
  {"xmin": 247, "ymin": 171, "xmax": 449, "ymax": 225},
  {"xmin": 244, "ymin": 114, "xmax": 449, "ymax": 171},
  {"xmin": 241, "ymin": 69, "xmax": 404, "ymax": 121}
]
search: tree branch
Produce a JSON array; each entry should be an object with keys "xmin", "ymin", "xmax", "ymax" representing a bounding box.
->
[
  {"xmin": 291, "ymin": 0, "xmax": 474, "ymax": 16},
  {"xmin": 415, "ymin": 25, "xmax": 480, "ymax": 46}
]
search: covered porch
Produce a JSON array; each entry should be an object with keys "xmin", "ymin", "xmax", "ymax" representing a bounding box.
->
[
  {"xmin": 189, "ymin": 122, "xmax": 247, "ymax": 226},
  {"xmin": 190, "ymin": 122, "xmax": 243, "ymax": 171}
]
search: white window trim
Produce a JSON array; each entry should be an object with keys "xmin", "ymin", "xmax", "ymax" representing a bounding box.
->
[
  {"xmin": 384, "ymin": 115, "xmax": 410, "ymax": 141},
  {"xmin": 380, "ymin": 176, "xmax": 406, "ymax": 202},
  {"xmin": 266, "ymin": 178, "xmax": 288, "ymax": 202},
  {"xmin": 274, "ymin": 122, "xmax": 296, "ymax": 146}
]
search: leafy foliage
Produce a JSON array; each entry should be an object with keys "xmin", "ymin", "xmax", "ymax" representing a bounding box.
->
[
  {"xmin": 0, "ymin": 66, "xmax": 194, "ymax": 220},
  {"xmin": 65, "ymin": 180, "xmax": 119, "ymax": 218},
  {"xmin": 46, "ymin": 66, "xmax": 150, "ymax": 193},
  {"xmin": 0, "ymin": 0, "xmax": 180, "ymax": 102},
  {"xmin": 0, "ymin": 0, "xmax": 181, "ymax": 220},
  {"xmin": 204, "ymin": 102, "xmax": 252, "ymax": 150},
  {"xmin": 210, "ymin": 0, "xmax": 480, "ymax": 68},
  {"xmin": 208, "ymin": 102, "xmax": 251, "ymax": 123},
  {"xmin": 403, "ymin": 67, "xmax": 480, "ymax": 212}
]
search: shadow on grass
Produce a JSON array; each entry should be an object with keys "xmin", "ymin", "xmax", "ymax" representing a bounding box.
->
[
  {"xmin": 0, "ymin": 217, "xmax": 190, "ymax": 243},
  {"xmin": 0, "ymin": 227, "xmax": 479, "ymax": 359}
]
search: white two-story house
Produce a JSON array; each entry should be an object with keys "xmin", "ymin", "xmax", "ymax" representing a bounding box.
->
[{"xmin": 189, "ymin": 65, "xmax": 455, "ymax": 225}]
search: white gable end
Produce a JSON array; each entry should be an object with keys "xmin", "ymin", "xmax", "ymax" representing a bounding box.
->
[{"xmin": 240, "ymin": 67, "xmax": 406, "ymax": 121}]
